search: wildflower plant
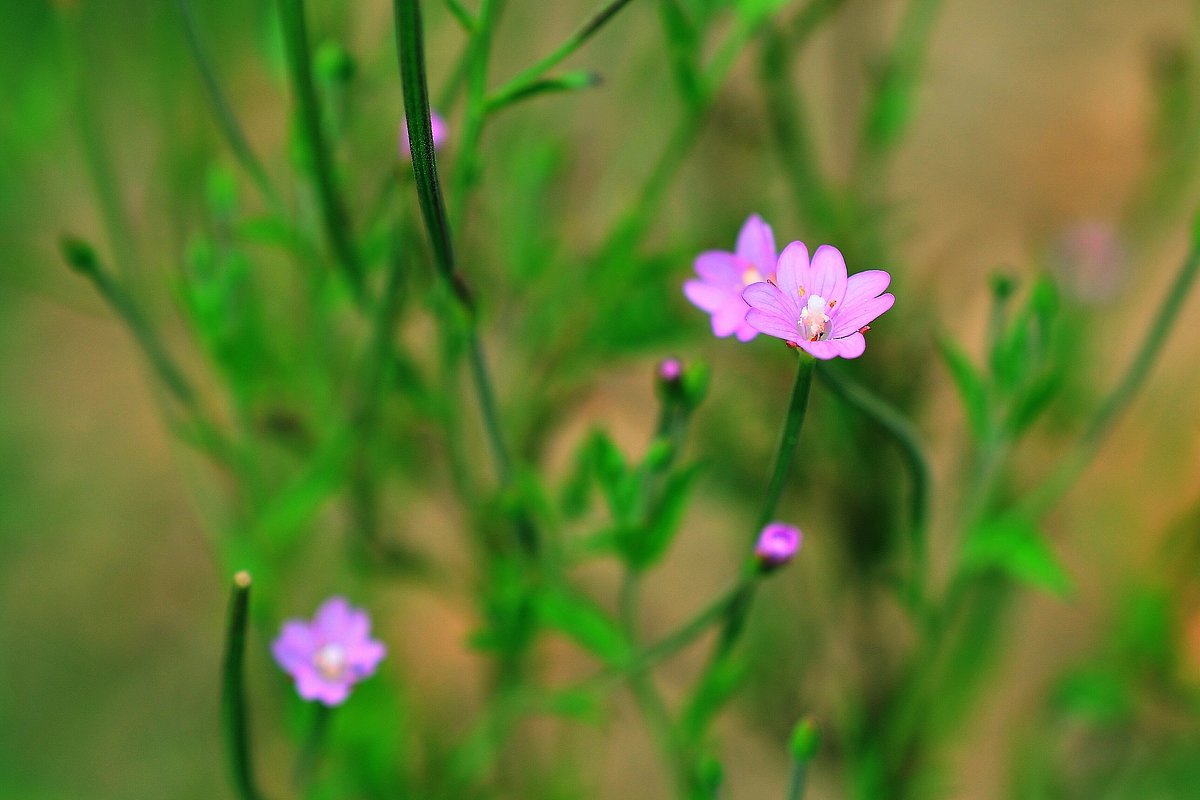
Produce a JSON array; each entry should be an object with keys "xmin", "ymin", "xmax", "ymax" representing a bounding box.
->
[{"xmin": 15, "ymin": 0, "xmax": 1200, "ymax": 799}]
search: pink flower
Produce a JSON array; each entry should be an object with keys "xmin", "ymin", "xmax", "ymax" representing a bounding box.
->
[
  {"xmin": 399, "ymin": 110, "xmax": 448, "ymax": 159},
  {"xmin": 272, "ymin": 597, "xmax": 386, "ymax": 706},
  {"xmin": 742, "ymin": 242, "xmax": 894, "ymax": 359},
  {"xmin": 684, "ymin": 214, "xmax": 778, "ymax": 341},
  {"xmin": 755, "ymin": 522, "xmax": 802, "ymax": 571}
]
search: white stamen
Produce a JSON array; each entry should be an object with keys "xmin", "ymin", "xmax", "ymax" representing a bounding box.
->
[
  {"xmin": 313, "ymin": 643, "xmax": 347, "ymax": 681},
  {"xmin": 797, "ymin": 294, "xmax": 832, "ymax": 341}
]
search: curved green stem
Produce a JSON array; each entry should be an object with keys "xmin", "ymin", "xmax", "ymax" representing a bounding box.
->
[
  {"xmin": 1017, "ymin": 211, "xmax": 1200, "ymax": 519},
  {"xmin": 818, "ymin": 363, "xmax": 931, "ymax": 603},
  {"xmin": 393, "ymin": 0, "xmax": 534, "ymax": 552},
  {"xmin": 487, "ymin": 0, "xmax": 639, "ymax": 110},
  {"xmin": 221, "ymin": 572, "xmax": 264, "ymax": 800},
  {"xmin": 276, "ymin": 0, "xmax": 364, "ymax": 299},
  {"xmin": 176, "ymin": 0, "xmax": 281, "ymax": 210}
]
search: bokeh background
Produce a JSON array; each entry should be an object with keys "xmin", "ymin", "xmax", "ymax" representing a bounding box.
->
[{"xmin": 3, "ymin": 1, "xmax": 1200, "ymax": 798}]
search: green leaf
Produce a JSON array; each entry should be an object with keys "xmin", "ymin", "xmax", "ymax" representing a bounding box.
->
[
  {"xmin": 538, "ymin": 588, "xmax": 631, "ymax": 666},
  {"xmin": 935, "ymin": 334, "xmax": 989, "ymax": 440},
  {"xmin": 961, "ymin": 515, "xmax": 1072, "ymax": 597},
  {"xmin": 1053, "ymin": 667, "xmax": 1130, "ymax": 725},
  {"xmin": 626, "ymin": 464, "xmax": 701, "ymax": 570}
]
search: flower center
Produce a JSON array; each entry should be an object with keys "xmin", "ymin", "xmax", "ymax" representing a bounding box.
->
[
  {"xmin": 741, "ymin": 266, "xmax": 764, "ymax": 287},
  {"xmin": 797, "ymin": 295, "xmax": 832, "ymax": 341},
  {"xmin": 313, "ymin": 643, "xmax": 347, "ymax": 681}
]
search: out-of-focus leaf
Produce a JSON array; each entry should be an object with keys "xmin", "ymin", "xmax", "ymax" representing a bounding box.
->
[
  {"xmin": 961, "ymin": 515, "xmax": 1072, "ymax": 597},
  {"xmin": 1115, "ymin": 587, "xmax": 1174, "ymax": 671},
  {"xmin": 625, "ymin": 464, "xmax": 701, "ymax": 570},
  {"xmin": 538, "ymin": 588, "xmax": 631, "ymax": 666},
  {"xmin": 1053, "ymin": 667, "xmax": 1130, "ymax": 725},
  {"xmin": 681, "ymin": 360, "xmax": 711, "ymax": 411},
  {"xmin": 935, "ymin": 334, "xmax": 989, "ymax": 440},
  {"xmin": 559, "ymin": 430, "xmax": 633, "ymax": 520},
  {"xmin": 1006, "ymin": 369, "xmax": 1063, "ymax": 435},
  {"xmin": 542, "ymin": 686, "xmax": 606, "ymax": 725}
]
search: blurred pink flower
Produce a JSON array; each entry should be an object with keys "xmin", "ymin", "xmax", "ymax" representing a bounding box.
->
[
  {"xmin": 743, "ymin": 242, "xmax": 894, "ymax": 360},
  {"xmin": 684, "ymin": 214, "xmax": 778, "ymax": 341},
  {"xmin": 272, "ymin": 597, "xmax": 386, "ymax": 706},
  {"xmin": 755, "ymin": 522, "xmax": 802, "ymax": 570},
  {"xmin": 399, "ymin": 110, "xmax": 448, "ymax": 159},
  {"xmin": 1051, "ymin": 221, "xmax": 1126, "ymax": 303}
]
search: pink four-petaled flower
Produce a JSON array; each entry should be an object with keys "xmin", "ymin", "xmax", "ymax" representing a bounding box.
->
[
  {"xmin": 272, "ymin": 597, "xmax": 387, "ymax": 706},
  {"xmin": 742, "ymin": 242, "xmax": 894, "ymax": 360},
  {"xmin": 683, "ymin": 214, "xmax": 778, "ymax": 342}
]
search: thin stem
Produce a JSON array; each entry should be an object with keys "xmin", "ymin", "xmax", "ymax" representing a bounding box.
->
[
  {"xmin": 442, "ymin": 0, "xmax": 475, "ymax": 31},
  {"xmin": 61, "ymin": 238, "xmax": 196, "ymax": 408},
  {"xmin": 620, "ymin": 572, "xmax": 696, "ymax": 799},
  {"xmin": 755, "ymin": 354, "xmax": 818, "ymax": 534},
  {"xmin": 487, "ymin": 0, "xmax": 639, "ymax": 107},
  {"xmin": 787, "ymin": 763, "xmax": 809, "ymax": 800},
  {"xmin": 818, "ymin": 363, "xmax": 931, "ymax": 603},
  {"xmin": 221, "ymin": 572, "xmax": 263, "ymax": 800},
  {"xmin": 293, "ymin": 703, "xmax": 332, "ymax": 791},
  {"xmin": 1017, "ymin": 214, "xmax": 1200, "ymax": 518},
  {"xmin": 276, "ymin": 0, "xmax": 365, "ymax": 299},
  {"xmin": 394, "ymin": 0, "xmax": 535, "ymax": 553},
  {"xmin": 449, "ymin": 0, "xmax": 501, "ymax": 230},
  {"xmin": 175, "ymin": 0, "xmax": 282, "ymax": 210}
]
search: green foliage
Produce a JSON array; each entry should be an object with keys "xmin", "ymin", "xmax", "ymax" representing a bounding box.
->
[
  {"xmin": 961, "ymin": 515, "xmax": 1072, "ymax": 597},
  {"xmin": 538, "ymin": 588, "xmax": 632, "ymax": 666}
]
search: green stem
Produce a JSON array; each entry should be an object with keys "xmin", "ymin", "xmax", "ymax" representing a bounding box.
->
[
  {"xmin": 276, "ymin": 0, "xmax": 365, "ymax": 299},
  {"xmin": 176, "ymin": 0, "xmax": 281, "ymax": 210},
  {"xmin": 449, "ymin": 0, "xmax": 502, "ymax": 230},
  {"xmin": 620, "ymin": 572, "xmax": 696, "ymax": 799},
  {"xmin": 61, "ymin": 238, "xmax": 196, "ymax": 408},
  {"xmin": 487, "ymin": 0, "xmax": 639, "ymax": 108},
  {"xmin": 787, "ymin": 763, "xmax": 809, "ymax": 800},
  {"xmin": 818, "ymin": 363, "xmax": 931, "ymax": 605},
  {"xmin": 394, "ymin": 0, "xmax": 534, "ymax": 550},
  {"xmin": 1017, "ymin": 213, "xmax": 1200, "ymax": 518},
  {"xmin": 221, "ymin": 572, "xmax": 263, "ymax": 800},
  {"xmin": 443, "ymin": 0, "xmax": 475, "ymax": 31},
  {"xmin": 755, "ymin": 354, "xmax": 818, "ymax": 535},
  {"xmin": 293, "ymin": 703, "xmax": 332, "ymax": 791}
]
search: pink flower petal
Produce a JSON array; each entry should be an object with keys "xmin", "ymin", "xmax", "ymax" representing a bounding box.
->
[
  {"xmin": 831, "ymin": 293, "xmax": 895, "ymax": 338},
  {"xmin": 842, "ymin": 269, "xmax": 891, "ymax": 307},
  {"xmin": 746, "ymin": 308, "xmax": 802, "ymax": 343},
  {"xmin": 733, "ymin": 319, "xmax": 759, "ymax": 342},
  {"xmin": 809, "ymin": 245, "xmax": 848, "ymax": 306},
  {"xmin": 743, "ymin": 281, "xmax": 798, "ymax": 322},
  {"xmin": 800, "ymin": 333, "xmax": 866, "ymax": 360},
  {"xmin": 775, "ymin": 242, "xmax": 810, "ymax": 303},
  {"xmin": 684, "ymin": 280, "xmax": 730, "ymax": 312},
  {"xmin": 693, "ymin": 251, "xmax": 745, "ymax": 288},
  {"xmin": 712, "ymin": 302, "xmax": 749, "ymax": 337},
  {"xmin": 315, "ymin": 597, "xmax": 353, "ymax": 638},
  {"xmin": 735, "ymin": 214, "xmax": 777, "ymax": 277}
]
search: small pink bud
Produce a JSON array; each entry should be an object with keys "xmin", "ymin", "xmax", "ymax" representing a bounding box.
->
[{"xmin": 755, "ymin": 522, "xmax": 801, "ymax": 571}]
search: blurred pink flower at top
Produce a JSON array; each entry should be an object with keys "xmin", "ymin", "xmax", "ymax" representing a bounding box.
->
[
  {"xmin": 399, "ymin": 110, "xmax": 448, "ymax": 159},
  {"xmin": 1051, "ymin": 221, "xmax": 1127, "ymax": 303},
  {"xmin": 272, "ymin": 596, "xmax": 386, "ymax": 707},
  {"xmin": 684, "ymin": 214, "xmax": 778, "ymax": 341},
  {"xmin": 742, "ymin": 242, "xmax": 894, "ymax": 360}
]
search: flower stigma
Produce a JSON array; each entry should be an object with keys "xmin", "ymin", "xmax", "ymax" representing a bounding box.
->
[
  {"xmin": 797, "ymin": 295, "xmax": 832, "ymax": 342},
  {"xmin": 314, "ymin": 643, "xmax": 348, "ymax": 681}
]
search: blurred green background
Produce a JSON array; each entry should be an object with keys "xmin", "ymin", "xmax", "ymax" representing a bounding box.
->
[{"xmin": 3, "ymin": 1, "xmax": 1200, "ymax": 798}]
